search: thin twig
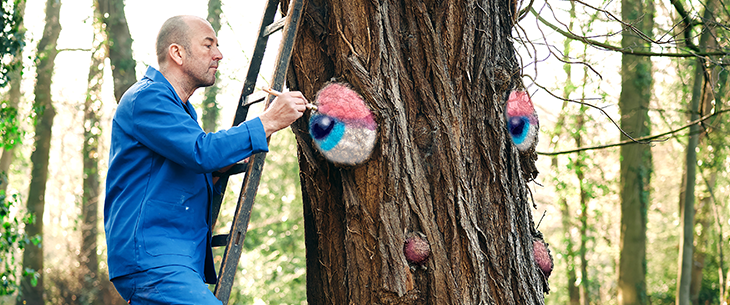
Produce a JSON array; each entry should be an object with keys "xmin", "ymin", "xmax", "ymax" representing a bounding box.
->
[
  {"xmin": 530, "ymin": 7, "xmax": 727, "ymax": 58},
  {"xmin": 537, "ymin": 108, "xmax": 730, "ymax": 156},
  {"xmin": 523, "ymin": 75, "xmax": 645, "ymax": 144}
]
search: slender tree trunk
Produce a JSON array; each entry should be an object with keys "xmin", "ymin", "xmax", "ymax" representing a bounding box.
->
[
  {"xmin": 574, "ymin": 107, "xmax": 590, "ymax": 305},
  {"xmin": 0, "ymin": 0, "xmax": 26, "ymax": 194},
  {"xmin": 560, "ymin": 5, "xmax": 580, "ymax": 303},
  {"xmin": 617, "ymin": 0, "xmax": 654, "ymax": 304},
  {"xmin": 202, "ymin": 0, "xmax": 222, "ymax": 132},
  {"xmin": 77, "ymin": 2, "xmax": 106, "ymax": 303},
  {"xmin": 290, "ymin": 1, "xmax": 545, "ymax": 304},
  {"xmin": 560, "ymin": 197, "xmax": 581, "ymax": 305},
  {"xmin": 676, "ymin": 1, "xmax": 719, "ymax": 303},
  {"xmin": 98, "ymin": 0, "xmax": 136, "ymax": 102},
  {"xmin": 17, "ymin": 0, "xmax": 61, "ymax": 304}
]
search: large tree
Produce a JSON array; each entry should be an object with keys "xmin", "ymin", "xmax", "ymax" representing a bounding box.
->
[
  {"xmin": 617, "ymin": 0, "xmax": 654, "ymax": 304},
  {"xmin": 288, "ymin": 1, "xmax": 546, "ymax": 303},
  {"xmin": 17, "ymin": 0, "xmax": 61, "ymax": 303}
]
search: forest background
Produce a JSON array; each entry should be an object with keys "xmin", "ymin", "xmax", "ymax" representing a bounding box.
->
[{"xmin": 0, "ymin": 0, "xmax": 728, "ymax": 304}]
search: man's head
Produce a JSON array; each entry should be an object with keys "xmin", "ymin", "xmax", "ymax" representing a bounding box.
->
[{"xmin": 156, "ymin": 15, "xmax": 223, "ymax": 89}]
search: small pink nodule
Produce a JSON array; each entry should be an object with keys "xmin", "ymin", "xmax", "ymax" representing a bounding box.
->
[
  {"xmin": 404, "ymin": 235, "xmax": 430, "ymax": 265},
  {"xmin": 533, "ymin": 240, "xmax": 553, "ymax": 279}
]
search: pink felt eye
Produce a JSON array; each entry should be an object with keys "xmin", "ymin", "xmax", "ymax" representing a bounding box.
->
[
  {"xmin": 506, "ymin": 91, "xmax": 538, "ymax": 151},
  {"xmin": 309, "ymin": 83, "xmax": 377, "ymax": 165}
]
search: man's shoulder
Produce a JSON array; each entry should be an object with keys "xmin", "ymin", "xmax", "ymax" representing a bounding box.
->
[{"xmin": 119, "ymin": 78, "xmax": 176, "ymax": 109}]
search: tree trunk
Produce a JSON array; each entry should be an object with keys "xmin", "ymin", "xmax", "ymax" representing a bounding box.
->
[
  {"xmin": 559, "ymin": 5, "xmax": 580, "ymax": 303},
  {"xmin": 98, "ymin": 0, "xmax": 136, "ymax": 102},
  {"xmin": 617, "ymin": 0, "xmax": 654, "ymax": 304},
  {"xmin": 0, "ymin": 0, "xmax": 26, "ymax": 193},
  {"xmin": 78, "ymin": 2, "xmax": 106, "ymax": 303},
  {"xmin": 676, "ymin": 1, "xmax": 719, "ymax": 303},
  {"xmin": 17, "ymin": 0, "xmax": 60, "ymax": 303},
  {"xmin": 202, "ymin": 0, "xmax": 222, "ymax": 132},
  {"xmin": 289, "ymin": 1, "xmax": 545, "ymax": 304}
]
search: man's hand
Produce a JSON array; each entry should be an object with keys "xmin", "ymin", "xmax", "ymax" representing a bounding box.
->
[{"xmin": 258, "ymin": 91, "xmax": 307, "ymax": 137}]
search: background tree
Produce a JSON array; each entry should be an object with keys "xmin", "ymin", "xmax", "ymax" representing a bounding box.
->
[
  {"xmin": 98, "ymin": 0, "xmax": 136, "ymax": 102},
  {"xmin": 617, "ymin": 0, "xmax": 654, "ymax": 304},
  {"xmin": 0, "ymin": 0, "xmax": 25, "ymax": 192},
  {"xmin": 289, "ymin": 1, "xmax": 546, "ymax": 303},
  {"xmin": 0, "ymin": 0, "xmax": 25, "ymax": 88},
  {"xmin": 78, "ymin": 0, "xmax": 106, "ymax": 303},
  {"xmin": 17, "ymin": 0, "xmax": 61, "ymax": 303},
  {"xmin": 202, "ymin": 0, "xmax": 222, "ymax": 132},
  {"xmin": 675, "ymin": 0, "xmax": 723, "ymax": 303}
]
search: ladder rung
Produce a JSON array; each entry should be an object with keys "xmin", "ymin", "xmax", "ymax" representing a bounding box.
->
[
  {"xmin": 212, "ymin": 234, "xmax": 229, "ymax": 247},
  {"xmin": 263, "ymin": 18, "xmax": 286, "ymax": 37}
]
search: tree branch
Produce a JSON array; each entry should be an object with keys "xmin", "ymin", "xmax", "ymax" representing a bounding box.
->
[
  {"xmin": 537, "ymin": 108, "xmax": 730, "ymax": 156},
  {"xmin": 530, "ymin": 8, "xmax": 726, "ymax": 58},
  {"xmin": 670, "ymin": 0, "xmax": 700, "ymax": 51}
]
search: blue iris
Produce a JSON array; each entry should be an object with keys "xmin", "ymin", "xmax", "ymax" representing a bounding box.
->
[
  {"xmin": 310, "ymin": 114, "xmax": 345, "ymax": 151},
  {"xmin": 508, "ymin": 116, "xmax": 530, "ymax": 144}
]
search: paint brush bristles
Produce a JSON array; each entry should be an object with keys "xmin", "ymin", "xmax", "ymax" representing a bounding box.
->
[{"xmin": 262, "ymin": 87, "xmax": 318, "ymax": 110}]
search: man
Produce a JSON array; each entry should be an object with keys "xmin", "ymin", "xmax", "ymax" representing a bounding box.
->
[{"xmin": 104, "ymin": 15, "xmax": 307, "ymax": 304}]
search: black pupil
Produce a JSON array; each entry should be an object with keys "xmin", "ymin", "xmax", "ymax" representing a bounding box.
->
[
  {"xmin": 311, "ymin": 116, "xmax": 335, "ymax": 140},
  {"xmin": 509, "ymin": 116, "xmax": 526, "ymax": 136}
]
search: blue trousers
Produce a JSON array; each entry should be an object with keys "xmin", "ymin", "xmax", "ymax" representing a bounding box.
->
[{"xmin": 112, "ymin": 265, "xmax": 222, "ymax": 305}]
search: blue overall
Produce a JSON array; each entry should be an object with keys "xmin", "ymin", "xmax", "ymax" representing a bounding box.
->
[{"xmin": 104, "ymin": 66, "xmax": 268, "ymax": 303}]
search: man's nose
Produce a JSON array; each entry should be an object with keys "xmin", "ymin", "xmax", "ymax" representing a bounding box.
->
[{"xmin": 214, "ymin": 47, "xmax": 223, "ymax": 61}]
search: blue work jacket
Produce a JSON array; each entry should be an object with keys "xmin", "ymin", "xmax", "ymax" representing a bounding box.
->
[{"xmin": 104, "ymin": 66, "xmax": 268, "ymax": 283}]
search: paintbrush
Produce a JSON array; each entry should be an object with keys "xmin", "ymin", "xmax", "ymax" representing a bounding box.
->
[{"xmin": 262, "ymin": 87, "xmax": 318, "ymax": 111}]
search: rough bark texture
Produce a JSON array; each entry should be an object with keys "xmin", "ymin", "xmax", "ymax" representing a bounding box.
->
[
  {"xmin": 288, "ymin": 1, "xmax": 545, "ymax": 304},
  {"xmin": 202, "ymin": 0, "xmax": 222, "ymax": 132},
  {"xmin": 17, "ymin": 0, "xmax": 60, "ymax": 303},
  {"xmin": 98, "ymin": 0, "xmax": 136, "ymax": 102},
  {"xmin": 79, "ymin": 2, "xmax": 105, "ymax": 303},
  {"xmin": 617, "ymin": 0, "xmax": 654, "ymax": 304},
  {"xmin": 0, "ymin": 0, "xmax": 24, "ymax": 193}
]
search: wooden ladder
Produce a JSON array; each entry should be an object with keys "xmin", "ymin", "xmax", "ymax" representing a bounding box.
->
[{"xmin": 210, "ymin": 0, "xmax": 304, "ymax": 303}]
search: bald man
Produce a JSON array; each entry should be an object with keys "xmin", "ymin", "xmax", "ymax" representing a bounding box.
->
[{"xmin": 104, "ymin": 15, "xmax": 307, "ymax": 304}]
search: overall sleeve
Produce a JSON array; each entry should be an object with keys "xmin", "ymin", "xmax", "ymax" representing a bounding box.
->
[{"xmin": 126, "ymin": 82, "xmax": 268, "ymax": 173}]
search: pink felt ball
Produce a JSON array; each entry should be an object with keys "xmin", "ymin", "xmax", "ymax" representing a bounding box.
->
[{"xmin": 506, "ymin": 90, "xmax": 535, "ymax": 117}]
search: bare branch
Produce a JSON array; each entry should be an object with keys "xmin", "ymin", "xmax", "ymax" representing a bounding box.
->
[
  {"xmin": 670, "ymin": 0, "xmax": 700, "ymax": 51},
  {"xmin": 523, "ymin": 75, "xmax": 647, "ymax": 144},
  {"xmin": 537, "ymin": 108, "xmax": 730, "ymax": 156},
  {"xmin": 530, "ymin": 7, "xmax": 727, "ymax": 58}
]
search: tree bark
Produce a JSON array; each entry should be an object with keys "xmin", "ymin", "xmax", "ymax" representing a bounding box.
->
[
  {"xmin": 78, "ymin": 1, "xmax": 106, "ymax": 303},
  {"xmin": 676, "ymin": 1, "xmax": 719, "ymax": 303},
  {"xmin": 98, "ymin": 0, "xmax": 136, "ymax": 102},
  {"xmin": 617, "ymin": 0, "xmax": 654, "ymax": 304},
  {"xmin": 202, "ymin": 0, "xmax": 222, "ymax": 132},
  {"xmin": 289, "ymin": 1, "xmax": 545, "ymax": 304},
  {"xmin": 0, "ymin": 0, "xmax": 25, "ymax": 194},
  {"xmin": 17, "ymin": 0, "xmax": 60, "ymax": 303}
]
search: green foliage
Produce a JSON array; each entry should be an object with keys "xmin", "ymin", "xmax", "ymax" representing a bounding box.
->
[
  {"xmin": 217, "ymin": 129, "xmax": 306, "ymax": 305},
  {"xmin": 0, "ymin": 103, "xmax": 22, "ymax": 150},
  {"xmin": 0, "ymin": 0, "xmax": 24, "ymax": 88},
  {"xmin": 0, "ymin": 192, "xmax": 34, "ymax": 295}
]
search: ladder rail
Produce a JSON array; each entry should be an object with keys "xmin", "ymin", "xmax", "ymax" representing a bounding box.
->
[
  {"xmin": 210, "ymin": 0, "xmax": 281, "ymax": 234},
  {"xmin": 213, "ymin": 0, "xmax": 305, "ymax": 303}
]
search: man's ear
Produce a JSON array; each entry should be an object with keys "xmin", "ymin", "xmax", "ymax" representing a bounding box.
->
[{"xmin": 168, "ymin": 43, "xmax": 184, "ymax": 66}]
